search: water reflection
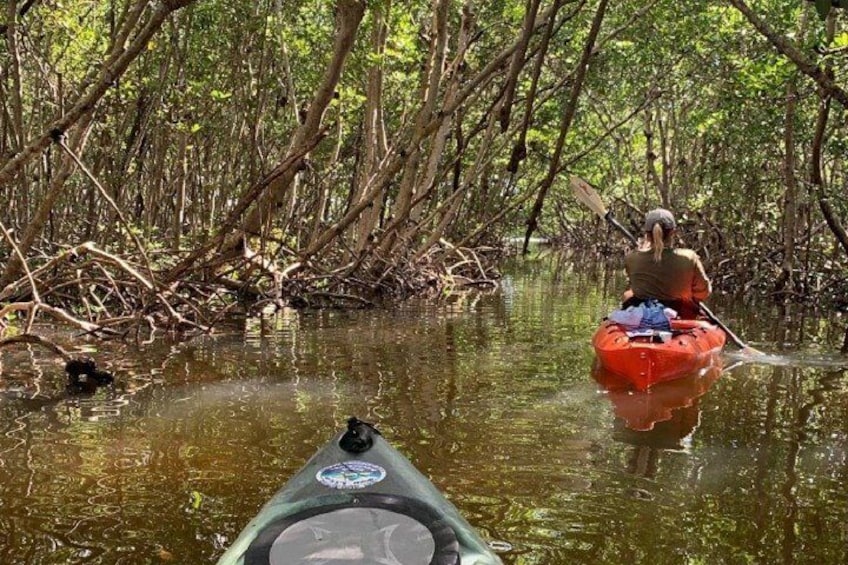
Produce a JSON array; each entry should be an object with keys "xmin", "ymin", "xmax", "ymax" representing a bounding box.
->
[
  {"xmin": 594, "ymin": 363, "xmax": 722, "ymax": 434},
  {"xmin": 0, "ymin": 258, "xmax": 846, "ymax": 564},
  {"xmin": 594, "ymin": 362, "xmax": 724, "ymax": 481}
]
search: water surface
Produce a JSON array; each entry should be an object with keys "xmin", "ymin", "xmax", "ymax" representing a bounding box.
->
[{"xmin": 0, "ymin": 256, "xmax": 846, "ymax": 563}]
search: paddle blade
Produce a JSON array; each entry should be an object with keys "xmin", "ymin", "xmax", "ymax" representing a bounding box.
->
[{"xmin": 570, "ymin": 175, "xmax": 607, "ymax": 218}]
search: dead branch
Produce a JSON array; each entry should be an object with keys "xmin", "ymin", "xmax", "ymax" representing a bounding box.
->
[{"xmin": 0, "ymin": 333, "xmax": 72, "ymax": 361}]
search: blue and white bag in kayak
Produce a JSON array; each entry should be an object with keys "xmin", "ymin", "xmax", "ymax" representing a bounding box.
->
[{"xmin": 609, "ymin": 299, "xmax": 677, "ymax": 331}]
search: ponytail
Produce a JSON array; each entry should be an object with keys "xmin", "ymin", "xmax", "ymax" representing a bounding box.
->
[{"xmin": 652, "ymin": 223, "xmax": 664, "ymax": 262}]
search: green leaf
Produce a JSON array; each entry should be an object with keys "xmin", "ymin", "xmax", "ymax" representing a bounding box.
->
[
  {"xmin": 210, "ymin": 89, "xmax": 232, "ymax": 101},
  {"xmin": 833, "ymin": 32, "xmax": 848, "ymax": 48}
]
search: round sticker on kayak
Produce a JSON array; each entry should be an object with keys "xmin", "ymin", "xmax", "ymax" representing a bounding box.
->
[{"xmin": 316, "ymin": 461, "xmax": 387, "ymax": 490}]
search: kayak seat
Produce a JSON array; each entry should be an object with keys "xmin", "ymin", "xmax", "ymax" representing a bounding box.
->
[{"xmin": 243, "ymin": 492, "xmax": 461, "ymax": 565}]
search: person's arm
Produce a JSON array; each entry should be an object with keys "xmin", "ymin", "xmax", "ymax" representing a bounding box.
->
[{"xmin": 690, "ymin": 252, "xmax": 711, "ymax": 301}]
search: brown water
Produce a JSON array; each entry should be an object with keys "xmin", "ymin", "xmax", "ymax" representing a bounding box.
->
[{"xmin": 0, "ymin": 256, "xmax": 846, "ymax": 564}]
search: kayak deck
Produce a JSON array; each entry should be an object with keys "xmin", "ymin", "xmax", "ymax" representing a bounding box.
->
[
  {"xmin": 592, "ymin": 318, "xmax": 726, "ymax": 390},
  {"xmin": 216, "ymin": 418, "xmax": 503, "ymax": 565}
]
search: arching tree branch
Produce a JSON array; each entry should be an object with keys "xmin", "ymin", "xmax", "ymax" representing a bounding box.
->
[{"xmin": 728, "ymin": 0, "xmax": 848, "ymax": 108}]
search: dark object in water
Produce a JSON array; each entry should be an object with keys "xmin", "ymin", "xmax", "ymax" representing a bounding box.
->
[{"xmin": 65, "ymin": 357, "xmax": 114, "ymax": 393}]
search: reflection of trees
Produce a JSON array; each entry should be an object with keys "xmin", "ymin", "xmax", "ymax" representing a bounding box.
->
[
  {"xmin": 778, "ymin": 366, "xmax": 845, "ymax": 563},
  {"xmin": 695, "ymin": 361, "xmax": 848, "ymax": 563},
  {"xmin": 762, "ymin": 304, "xmax": 848, "ymax": 562},
  {"xmin": 0, "ymin": 342, "xmax": 197, "ymax": 562}
]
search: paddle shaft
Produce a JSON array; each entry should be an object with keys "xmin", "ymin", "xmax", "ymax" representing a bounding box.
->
[
  {"xmin": 576, "ymin": 179, "xmax": 753, "ymax": 351},
  {"xmin": 693, "ymin": 301, "xmax": 749, "ymax": 350},
  {"xmin": 604, "ymin": 211, "xmax": 638, "ymax": 247}
]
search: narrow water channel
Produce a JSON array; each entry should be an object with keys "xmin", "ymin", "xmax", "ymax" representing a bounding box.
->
[{"xmin": 0, "ymin": 255, "xmax": 846, "ymax": 563}]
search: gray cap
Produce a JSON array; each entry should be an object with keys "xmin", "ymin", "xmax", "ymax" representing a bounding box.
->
[{"xmin": 643, "ymin": 208, "xmax": 676, "ymax": 231}]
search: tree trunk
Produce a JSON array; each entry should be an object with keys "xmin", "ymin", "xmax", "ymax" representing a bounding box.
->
[
  {"xmin": 0, "ymin": 117, "xmax": 95, "ymax": 287},
  {"xmin": 775, "ymin": 75, "xmax": 799, "ymax": 298},
  {"xmin": 173, "ymin": 130, "xmax": 189, "ymax": 251},
  {"xmin": 498, "ymin": 0, "xmax": 542, "ymax": 132},
  {"xmin": 808, "ymin": 13, "xmax": 848, "ymax": 258},
  {"xmin": 644, "ymin": 101, "xmax": 667, "ymax": 207},
  {"xmin": 4, "ymin": 0, "xmax": 29, "ymax": 222},
  {"xmin": 234, "ymin": 0, "xmax": 365, "ymax": 245},
  {"xmin": 351, "ymin": 0, "xmax": 390, "ymax": 255},
  {"xmin": 381, "ymin": 0, "xmax": 450, "ymax": 255},
  {"xmin": 522, "ymin": 0, "xmax": 608, "ymax": 253},
  {"xmin": 409, "ymin": 0, "xmax": 476, "ymax": 254},
  {"xmin": 0, "ymin": 0, "xmax": 197, "ymax": 189},
  {"xmin": 509, "ymin": 0, "xmax": 564, "ymax": 176}
]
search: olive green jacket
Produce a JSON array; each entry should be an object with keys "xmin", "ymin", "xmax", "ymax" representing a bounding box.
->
[{"xmin": 624, "ymin": 248, "xmax": 711, "ymax": 304}]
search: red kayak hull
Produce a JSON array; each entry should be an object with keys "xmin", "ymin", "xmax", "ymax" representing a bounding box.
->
[{"xmin": 591, "ymin": 319, "xmax": 726, "ymax": 390}]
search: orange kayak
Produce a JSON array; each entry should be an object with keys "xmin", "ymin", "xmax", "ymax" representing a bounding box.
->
[{"xmin": 591, "ymin": 319, "xmax": 726, "ymax": 390}]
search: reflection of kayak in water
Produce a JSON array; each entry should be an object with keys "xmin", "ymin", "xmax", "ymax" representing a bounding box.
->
[
  {"xmin": 216, "ymin": 418, "xmax": 503, "ymax": 565},
  {"xmin": 593, "ymin": 361, "xmax": 723, "ymax": 447},
  {"xmin": 592, "ymin": 319, "xmax": 726, "ymax": 390}
]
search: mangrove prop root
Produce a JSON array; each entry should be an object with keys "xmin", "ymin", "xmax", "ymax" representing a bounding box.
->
[
  {"xmin": 0, "ymin": 236, "xmax": 503, "ymax": 357},
  {"xmin": 0, "ymin": 333, "xmax": 72, "ymax": 360}
]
